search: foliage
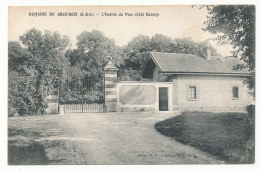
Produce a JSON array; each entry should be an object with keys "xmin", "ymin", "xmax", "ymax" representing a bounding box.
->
[
  {"xmin": 150, "ymin": 34, "xmax": 172, "ymax": 52},
  {"xmin": 75, "ymin": 30, "xmax": 122, "ymax": 70},
  {"xmin": 59, "ymin": 72, "xmax": 105, "ymax": 104},
  {"xmin": 157, "ymin": 74, "xmax": 173, "ymax": 82},
  {"xmin": 8, "ymin": 29, "xmax": 70, "ymax": 116},
  {"xmin": 117, "ymin": 68, "xmax": 143, "ymax": 81},
  {"xmin": 8, "ymin": 66, "xmax": 38, "ymax": 116},
  {"xmin": 8, "ymin": 41, "xmax": 37, "ymax": 116},
  {"xmin": 245, "ymin": 104, "xmax": 255, "ymax": 156},
  {"xmin": 60, "ymin": 30, "xmax": 123, "ymax": 103},
  {"xmin": 65, "ymin": 30, "xmax": 122, "ymax": 76},
  {"xmin": 246, "ymin": 104, "xmax": 255, "ymax": 126},
  {"xmin": 118, "ymin": 35, "xmax": 151, "ymax": 81},
  {"xmin": 204, "ymin": 5, "xmax": 255, "ymax": 94},
  {"xmin": 171, "ymin": 38, "xmax": 220, "ymax": 56}
]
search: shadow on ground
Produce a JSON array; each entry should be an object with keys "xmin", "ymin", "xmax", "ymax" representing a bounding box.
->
[
  {"xmin": 8, "ymin": 141, "xmax": 48, "ymax": 165},
  {"xmin": 8, "ymin": 128, "xmax": 64, "ymax": 165},
  {"xmin": 155, "ymin": 111, "xmax": 255, "ymax": 164}
]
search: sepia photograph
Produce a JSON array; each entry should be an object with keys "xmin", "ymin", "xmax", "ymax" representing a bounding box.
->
[{"xmin": 7, "ymin": 4, "xmax": 255, "ymax": 165}]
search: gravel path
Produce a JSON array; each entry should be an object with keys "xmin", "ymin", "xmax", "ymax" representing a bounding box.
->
[{"xmin": 8, "ymin": 112, "xmax": 221, "ymax": 164}]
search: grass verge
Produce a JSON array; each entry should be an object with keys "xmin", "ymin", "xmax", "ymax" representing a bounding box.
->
[{"xmin": 155, "ymin": 111, "xmax": 255, "ymax": 164}]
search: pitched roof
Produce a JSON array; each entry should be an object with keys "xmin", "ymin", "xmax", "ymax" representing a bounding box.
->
[{"xmin": 145, "ymin": 52, "xmax": 250, "ymax": 76}]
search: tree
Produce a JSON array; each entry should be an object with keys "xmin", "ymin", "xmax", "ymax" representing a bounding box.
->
[
  {"xmin": 69, "ymin": 30, "xmax": 122, "ymax": 81},
  {"xmin": 204, "ymin": 6, "xmax": 255, "ymax": 162},
  {"xmin": 8, "ymin": 41, "xmax": 31, "ymax": 72},
  {"xmin": 75, "ymin": 30, "xmax": 122, "ymax": 72},
  {"xmin": 204, "ymin": 5, "xmax": 255, "ymax": 93},
  {"xmin": 118, "ymin": 35, "xmax": 151, "ymax": 81},
  {"xmin": 66, "ymin": 30, "xmax": 122, "ymax": 79},
  {"xmin": 9, "ymin": 28, "xmax": 70, "ymax": 116},
  {"xmin": 122, "ymin": 35, "xmax": 151, "ymax": 70},
  {"xmin": 59, "ymin": 30, "xmax": 123, "ymax": 103},
  {"xmin": 8, "ymin": 41, "xmax": 37, "ymax": 116},
  {"xmin": 170, "ymin": 38, "xmax": 220, "ymax": 56},
  {"xmin": 150, "ymin": 34, "xmax": 172, "ymax": 52}
]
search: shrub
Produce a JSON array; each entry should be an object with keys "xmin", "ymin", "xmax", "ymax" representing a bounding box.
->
[
  {"xmin": 8, "ymin": 29, "xmax": 70, "ymax": 116},
  {"xmin": 246, "ymin": 104, "xmax": 255, "ymax": 126}
]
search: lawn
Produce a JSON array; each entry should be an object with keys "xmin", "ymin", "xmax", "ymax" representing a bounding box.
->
[{"xmin": 155, "ymin": 111, "xmax": 255, "ymax": 164}]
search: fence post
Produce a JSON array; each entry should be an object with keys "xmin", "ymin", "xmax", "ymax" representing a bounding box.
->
[{"xmin": 104, "ymin": 60, "xmax": 118, "ymax": 112}]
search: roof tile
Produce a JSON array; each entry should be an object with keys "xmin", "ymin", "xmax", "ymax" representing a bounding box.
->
[{"xmin": 150, "ymin": 52, "xmax": 250, "ymax": 75}]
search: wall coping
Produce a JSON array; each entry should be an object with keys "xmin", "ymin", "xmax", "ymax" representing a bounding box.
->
[{"xmin": 117, "ymin": 81, "xmax": 173, "ymax": 84}]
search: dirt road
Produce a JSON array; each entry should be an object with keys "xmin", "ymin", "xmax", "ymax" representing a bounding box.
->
[{"xmin": 8, "ymin": 112, "xmax": 221, "ymax": 164}]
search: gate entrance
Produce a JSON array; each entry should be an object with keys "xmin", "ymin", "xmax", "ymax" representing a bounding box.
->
[{"xmin": 59, "ymin": 74, "xmax": 105, "ymax": 113}]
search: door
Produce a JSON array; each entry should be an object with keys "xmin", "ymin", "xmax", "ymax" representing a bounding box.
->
[{"xmin": 159, "ymin": 87, "xmax": 168, "ymax": 111}]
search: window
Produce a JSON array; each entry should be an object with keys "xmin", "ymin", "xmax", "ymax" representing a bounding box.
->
[
  {"xmin": 233, "ymin": 86, "xmax": 239, "ymax": 99},
  {"xmin": 189, "ymin": 86, "xmax": 197, "ymax": 100}
]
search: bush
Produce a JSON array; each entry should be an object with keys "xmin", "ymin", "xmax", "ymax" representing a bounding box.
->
[
  {"xmin": 245, "ymin": 104, "xmax": 255, "ymax": 163},
  {"xmin": 8, "ymin": 29, "xmax": 70, "ymax": 116},
  {"xmin": 8, "ymin": 71, "xmax": 48, "ymax": 116},
  {"xmin": 246, "ymin": 104, "xmax": 255, "ymax": 125}
]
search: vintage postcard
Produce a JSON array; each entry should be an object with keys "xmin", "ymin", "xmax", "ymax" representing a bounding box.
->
[{"xmin": 7, "ymin": 5, "xmax": 255, "ymax": 166}]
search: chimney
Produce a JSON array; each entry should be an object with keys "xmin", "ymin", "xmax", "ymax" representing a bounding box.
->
[{"xmin": 206, "ymin": 42, "xmax": 211, "ymax": 59}]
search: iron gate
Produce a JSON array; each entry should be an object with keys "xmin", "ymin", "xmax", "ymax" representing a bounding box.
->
[{"xmin": 59, "ymin": 74, "xmax": 105, "ymax": 113}]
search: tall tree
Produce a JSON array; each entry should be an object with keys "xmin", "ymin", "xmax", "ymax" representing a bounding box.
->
[
  {"xmin": 204, "ymin": 5, "xmax": 255, "ymax": 93},
  {"xmin": 8, "ymin": 41, "xmax": 37, "ymax": 116},
  {"xmin": 9, "ymin": 28, "xmax": 70, "ymax": 116},
  {"xmin": 70, "ymin": 30, "xmax": 122, "ymax": 82},
  {"xmin": 122, "ymin": 35, "xmax": 151, "ymax": 70},
  {"xmin": 75, "ymin": 30, "xmax": 122, "ymax": 73},
  {"xmin": 118, "ymin": 35, "xmax": 152, "ymax": 81},
  {"xmin": 150, "ymin": 34, "xmax": 172, "ymax": 52},
  {"xmin": 66, "ymin": 30, "xmax": 122, "ymax": 81},
  {"xmin": 60, "ymin": 30, "xmax": 122, "ymax": 103}
]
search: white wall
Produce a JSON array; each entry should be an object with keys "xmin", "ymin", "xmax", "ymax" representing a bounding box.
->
[{"xmin": 174, "ymin": 75, "xmax": 253, "ymax": 111}]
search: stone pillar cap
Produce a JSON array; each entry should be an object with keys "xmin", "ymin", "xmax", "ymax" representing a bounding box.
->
[{"xmin": 105, "ymin": 61, "xmax": 118, "ymax": 71}]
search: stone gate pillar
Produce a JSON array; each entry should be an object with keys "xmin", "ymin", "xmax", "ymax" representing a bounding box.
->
[
  {"xmin": 104, "ymin": 60, "xmax": 118, "ymax": 112},
  {"xmin": 46, "ymin": 88, "xmax": 59, "ymax": 114}
]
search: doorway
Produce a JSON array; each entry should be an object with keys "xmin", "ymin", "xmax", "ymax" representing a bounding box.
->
[{"xmin": 159, "ymin": 87, "xmax": 168, "ymax": 111}]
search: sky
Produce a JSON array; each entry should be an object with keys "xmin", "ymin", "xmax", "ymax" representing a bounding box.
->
[{"xmin": 8, "ymin": 6, "xmax": 233, "ymax": 56}]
